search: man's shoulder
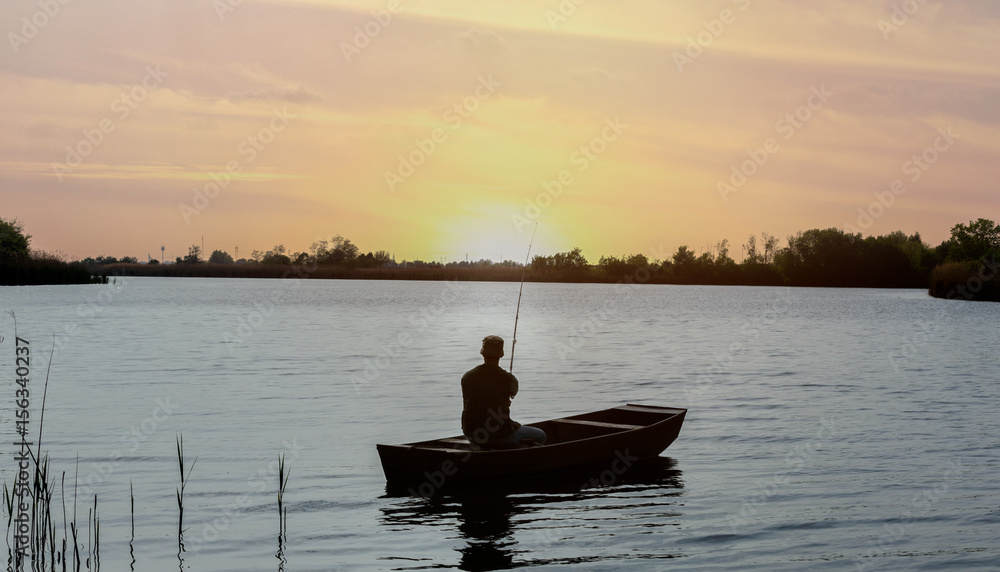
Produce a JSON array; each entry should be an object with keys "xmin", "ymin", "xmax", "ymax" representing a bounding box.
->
[
  {"xmin": 461, "ymin": 365, "xmax": 483, "ymax": 385},
  {"xmin": 462, "ymin": 364, "xmax": 511, "ymax": 381}
]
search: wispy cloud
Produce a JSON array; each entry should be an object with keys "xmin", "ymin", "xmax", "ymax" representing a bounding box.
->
[{"xmin": 225, "ymin": 85, "xmax": 324, "ymax": 104}]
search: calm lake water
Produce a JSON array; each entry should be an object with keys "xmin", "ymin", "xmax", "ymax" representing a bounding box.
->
[{"xmin": 0, "ymin": 277, "xmax": 997, "ymax": 571}]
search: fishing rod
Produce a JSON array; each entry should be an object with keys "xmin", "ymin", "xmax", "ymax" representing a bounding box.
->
[{"xmin": 510, "ymin": 223, "xmax": 538, "ymax": 373}]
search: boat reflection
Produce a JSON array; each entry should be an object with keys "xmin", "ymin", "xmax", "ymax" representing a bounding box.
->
[{"xmin": 380, "ymin": 456, "xmax": 684, "ymax": 571}]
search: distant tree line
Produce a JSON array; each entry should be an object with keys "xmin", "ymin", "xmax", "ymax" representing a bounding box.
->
[
  {"xmin": 528, "ymin": 219, "xmax": 1000, "ymax": 296},
  {"xmin": 81, "ymin": 255, "xmax": 140, "ymax": 265},
  {"xmin": 927, "ymin": 218, "xmax": 1000, "ymax": 301},
  {"xmin": 6, "ymin": 215, "xmax": 997, "ymax": 298},
  {"xmin": 63, "ymin": 219, "xmax": 1000, "ymax": 298},
  {"xmin": 0, "ymin": 216, "xmax": 98, "ymax": 285}
]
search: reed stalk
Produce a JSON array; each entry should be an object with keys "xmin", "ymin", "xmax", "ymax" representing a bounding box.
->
[
  {"xmin": 277, "ymin": 453, "xmax": 290, "ymax": 537},
  {"xmin": 72, "ymin": 456, "xmax": 80, "ymax": 572},
  {"xmin": 175, "ymin": 435, "xmax": 196, "ymax": 543},
  {"xmin": 61, "ymin": 472, "xmax": 67, "ymax": 569},
  {"xmin": 89, "ymin": 494, "xmax": 99, "ymax": 571},
  {"xmin": 275, "ymin": 453, "xmax": 290, "ymax": 569},
  {"xmin": 86, "ymin": 507, "xmax": 91, "ymax": 570},
  {"xmin": 3, "ymin": 480, "xmax": 12, "ymax": 568},
  {"xmin": 129, "ymin": 481, "xmax": 135, "ymax": 570}
]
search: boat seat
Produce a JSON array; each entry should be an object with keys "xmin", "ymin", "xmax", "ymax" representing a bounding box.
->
[
  {"xmin": 439, "ymin": 437, "xmax": 537, "ymax": 451},
  {"xmin": 408, "ymin": 446, "xmax": 471, "ymax": 454},
  {"xmin": 552, "ymin": 419, "xmax": 644, "ymax": 430},
  {"xmin": 617, "ymin": 404, "xmax": 684, "ymax": 414}
]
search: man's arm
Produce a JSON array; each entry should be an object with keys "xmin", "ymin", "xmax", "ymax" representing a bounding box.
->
[{"xmin": 509, "ymin": 373, "xmax": 519, "ymax": 398}]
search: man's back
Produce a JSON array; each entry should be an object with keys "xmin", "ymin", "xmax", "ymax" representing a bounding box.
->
[{"xmin": 461, "ymin": 363, "xmax": 520, "ymax": 445}]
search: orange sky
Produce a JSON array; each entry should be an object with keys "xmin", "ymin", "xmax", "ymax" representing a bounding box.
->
[{"xmin": 1, "ymin": 0, "xmax": 998, "ymax": 262}]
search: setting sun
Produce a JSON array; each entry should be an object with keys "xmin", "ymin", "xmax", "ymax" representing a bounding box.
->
[{"xmin": 434, "ymin": 204, "xmax": 567, "ymax": 263}]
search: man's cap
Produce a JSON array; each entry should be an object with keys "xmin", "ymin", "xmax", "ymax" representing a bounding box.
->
[{"xmin": 480, "ymin": 335, "xmax": 505, "ymax": 357}]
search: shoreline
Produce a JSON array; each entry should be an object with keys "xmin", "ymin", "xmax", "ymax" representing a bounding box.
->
[
  {"xmin": 7, "ymin": 262, "xmax": 998, "ymax": 301},
  {"xmin": 58, "ymin": 262, "xmax": 918, "ymax": 289}
]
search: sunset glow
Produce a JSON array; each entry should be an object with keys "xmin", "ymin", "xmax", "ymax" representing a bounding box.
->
[{"xmin": 2, "ymin": 0, "xmax": 998, "ymax": 262}]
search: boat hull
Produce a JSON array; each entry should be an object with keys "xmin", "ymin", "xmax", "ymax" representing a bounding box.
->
[{"xmin": 376, "ymin": 404, "xmax": 686, "ymax": 488}]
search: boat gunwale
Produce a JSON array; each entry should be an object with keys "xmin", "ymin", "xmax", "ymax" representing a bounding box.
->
[{"xmin": 378, "ymin": 404, "xmax": 686, "ymax": 453}]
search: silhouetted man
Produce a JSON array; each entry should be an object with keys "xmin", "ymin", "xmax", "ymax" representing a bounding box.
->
[{"xmin": 461, "ymin": 335, "xmax": 546, "ymax": 448}]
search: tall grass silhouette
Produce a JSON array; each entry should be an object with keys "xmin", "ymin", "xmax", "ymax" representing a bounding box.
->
[
  {"xmin": 175, "ymin": 433, "xmax": 196, "ymax": 560},
  {"xmin": 1, "ymin": 336, "xmax": 296, "ymax": 568}
]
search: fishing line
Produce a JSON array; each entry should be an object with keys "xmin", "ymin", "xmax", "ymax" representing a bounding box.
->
[{"xmin": 510, "ymin": 223, "xmax": 537, "ymax": 373}]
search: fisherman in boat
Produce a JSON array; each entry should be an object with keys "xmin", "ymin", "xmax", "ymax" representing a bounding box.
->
[{"xmin": 461, "ymin": 335, "xmax": 547, "ymax": 448}]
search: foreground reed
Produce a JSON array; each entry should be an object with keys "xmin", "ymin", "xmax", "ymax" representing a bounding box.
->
[
  {"xmin": 2, "ymin": 448, "xmax": 99, "ymax": 570},
  {"xmin": 277, "ymin": 453, "xmax": 290, "ymax": 538},
  {"xmin": 3, "ymin": 353, "xmax": 293, "ymax": 569},
  {"xmin": 276, "ymin": 453, "xmax": 290, "ymax": 569},
  {"xmin": 6, "ymin": 442, "xmax": 297, "ymax": 570},
  {"xmin": 175, "ymin": 433, "xmax": 196, "ymax": 561},
  {"xmin": 0, "ymin": 335, "xmax": 99, "ymax": 571}
]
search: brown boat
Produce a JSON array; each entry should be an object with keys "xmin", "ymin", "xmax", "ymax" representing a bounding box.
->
[{"xmin": 376, "ymin": 404, "xmax": 686, "ymax": 492}]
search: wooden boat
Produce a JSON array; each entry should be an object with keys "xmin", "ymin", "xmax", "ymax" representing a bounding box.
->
[{"xmin": 376, "ymin": 404, "xmax": 686, "ymax": 490}]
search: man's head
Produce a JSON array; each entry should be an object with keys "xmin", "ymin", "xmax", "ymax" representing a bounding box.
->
[{"xmin": 480, "ymin": 335, "xmax": 505, "ymax": 361}]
